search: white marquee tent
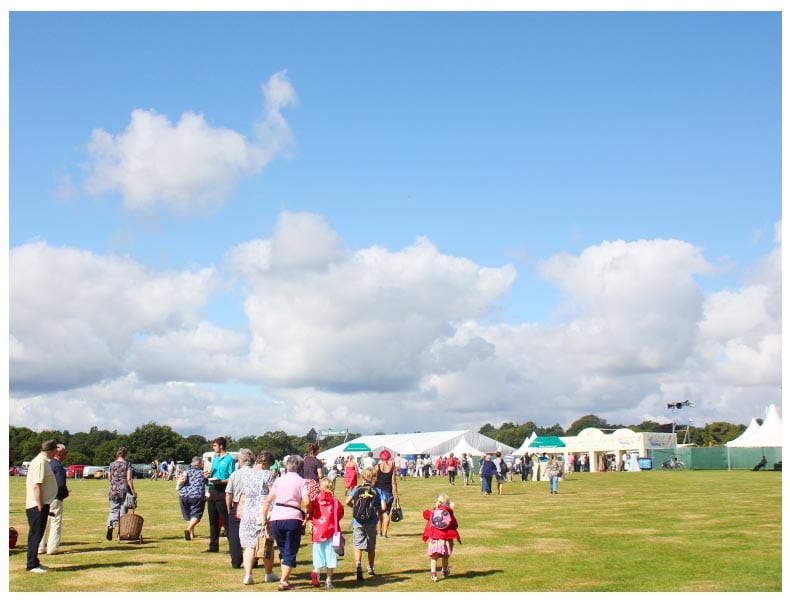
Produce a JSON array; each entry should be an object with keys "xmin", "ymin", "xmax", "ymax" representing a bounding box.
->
[
  {"xmin": 317, "ymin": 430, "xmax": 514, "ymax": 463},
  {"xmin": 513, "ymin": 432, "xmax": 537, "ymax": 455},
  {"xmin": 726, "ymin": 404, "xmax": 783, "ymax": 449}
]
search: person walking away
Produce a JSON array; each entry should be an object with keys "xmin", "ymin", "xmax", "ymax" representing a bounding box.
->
[
  {"xmin": 309, "ymin": 477, "xmax": 344, "ymax": 589},
  {"xmin": 460, "ymin": 453, "xmax": 471, "ymax": 485},
  {"xmin": 343, "ymin": 455, "xmax": 358, "ymax": 495},
  {"xmin": 422, "ymin": 493, "xmax": 461, "ymax": 582},
  {"xmin": 225, "ymin": 448, "xmax": 254, "ymax": 568},
  {"xmin": 345, "ymin": 467, "xmax": 386, "ymax": 582},
  {"xmin": 106, "ymin": 446, "xmax": 137, "ymax": 541},
  {"xmin": 237, "ymin": 450, "xmax": 276, "ymax": 585},
  {"xmin": 492, "ymin": 451, "xmax": 507, "ymax": 495},
  {"xmin": 374, "ymin": 450, "xmax": 399, "ymax": 538},
  {"xmin": 547, "ymin": 455, "xmax": 563, "ymax": 494},
  {"xmin": 479, "ymin": 455, "xmax": 497, "ymax": 495},
  {"xmin": 251, "ymin": 451, "xmax": 279, "ymax": 583},
  {"xmin": 204, "ymin": 436, "xmax": 235, "ymax": 553},
  {"xmin": 177, "ymin": 455, "xmax": 207, "ymax": 541},
  {"xmin": 39, "ymin": 444, "xmax": 68, "ymax": 555},
  {"xmin": 260, "ymin": 455, "xmax": 310, "ymax": 591},
  {"xmin": 301, "ymin": 443, "xmax": 324, "ymax": 483},
  {"xmin": 445, "ymin": 453, "xmax": 459, "ymax": 485},
  {"xmin": 25, "ymin": 440, "xmax": 58, "ymax": 572}
]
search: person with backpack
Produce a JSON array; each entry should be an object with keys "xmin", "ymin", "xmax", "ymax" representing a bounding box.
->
[
  {"xmin": 422, "ymin": 493, "xmax": 461, "ymax": 582},
  {"xmin": 493, "ymin": 451, "xmax": 507, "ymax": 496},
  {"xmin": 344, "ymin": 467, "xmax": 387, "ymax": 582}
]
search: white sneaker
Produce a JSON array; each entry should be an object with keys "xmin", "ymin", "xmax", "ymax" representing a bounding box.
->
[
  {"xmin": 243, "ymin": 574, "xmax": 254, "ymax": 585},
  {"xmin": 29, "ymin": 566, "xmax": 48, "ymax": 573},
  {"xmin": 264, "ymin": 572, "xmax": 279, "ymax": 583}
]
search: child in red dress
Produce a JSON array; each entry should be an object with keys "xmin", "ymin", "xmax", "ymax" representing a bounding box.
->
[{"xmin": 422, "ymin": 493, "xmax": 461, "ymax": 582}]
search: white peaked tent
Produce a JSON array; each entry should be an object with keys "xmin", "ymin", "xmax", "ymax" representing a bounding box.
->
[
  {"xmin": 513, "ymin": 431, "xmax": 538, "ymax": 455},
  {"xmin": 317, "ymin": 430, "xmax": 515, "ymax": 463},
  {"xmin": 448, "ymin": 436, "xmax": 487, "ymax": 457},
  {"xmin": 727, "ymin": 404, "xmax": 783, "ymax": 448},
  {"xmin": 726, "ymin": 404, "xmax": 782, "ymax": 469}
]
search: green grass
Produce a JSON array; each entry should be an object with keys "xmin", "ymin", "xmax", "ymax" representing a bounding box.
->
[{"xmin": 7, "ymin": 470, "xmax": 781, "ymax": 592}]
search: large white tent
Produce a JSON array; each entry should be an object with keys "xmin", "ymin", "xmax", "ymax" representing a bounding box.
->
[
  {"xmin": 513, "ymin": 432, "xmax": 537, "ymax": 455},
  {"xmin": 317, "ymin": 430, "xmax": 514, "ymax": 463},
  {"xmin": 725, "ymin": 404, "xmax": 782, "ymax": 469},
  {"xmin": 726, "ymin": 404, "xmax": 783, "ymax": 448}
]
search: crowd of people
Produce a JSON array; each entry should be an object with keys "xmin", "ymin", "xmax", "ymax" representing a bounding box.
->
[{"xmin": 29, "ymin": 437, "xmax": 586, "ymax": 586}]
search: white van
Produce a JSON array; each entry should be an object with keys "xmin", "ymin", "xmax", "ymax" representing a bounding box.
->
[{"xmin": 201, "ymin": 451, "xmax": 241, "ymax": 473}]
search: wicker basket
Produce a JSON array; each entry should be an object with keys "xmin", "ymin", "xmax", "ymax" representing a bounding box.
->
[{"xmin": 118, "ymin": 511, "xmax": 144, "ymax": 543}]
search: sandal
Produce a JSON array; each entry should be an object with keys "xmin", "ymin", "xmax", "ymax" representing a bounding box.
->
[{"xmin": 278, "ymin": 582, "xmax": 292, "ymax": 591}]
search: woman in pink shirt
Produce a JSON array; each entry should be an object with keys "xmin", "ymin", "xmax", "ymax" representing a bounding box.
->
[{"xmin": 261, "ymin": 455, "xmax": 310, "ymax": 591}]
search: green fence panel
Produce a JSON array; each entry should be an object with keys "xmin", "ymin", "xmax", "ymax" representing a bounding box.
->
[{"xmin": 649, "ymin": 446, "xmax": 782, "ymax": 470}]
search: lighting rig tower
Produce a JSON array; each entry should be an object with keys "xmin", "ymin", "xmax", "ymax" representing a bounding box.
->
[{"xmin": 667, "ymin": 400, "xmax": 695, "ymax": 443}]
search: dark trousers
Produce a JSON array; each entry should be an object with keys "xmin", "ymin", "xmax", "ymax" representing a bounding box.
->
[
  {"xmin": 226, "ymin": 503, "xmax": 242, "ymax": 568},
  {"xmin": 206, "ymin": 489, "xmax": 228, "ymax": 552},
  {"xmin": 26, "ymin": 505, "xmax": 50, "ymax": 570}
]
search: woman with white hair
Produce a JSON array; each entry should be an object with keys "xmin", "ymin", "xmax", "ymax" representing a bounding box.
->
[
  {"xmin": 261, "ymin": 454, "xmax": 310, "ymax": 591},
  {"xmin": 238, "ymin": 451, "xmax": 277, "ymax": 586}
]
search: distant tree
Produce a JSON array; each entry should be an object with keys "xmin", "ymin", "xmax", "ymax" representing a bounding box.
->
[
  {"xmin": 478, "ymin": 423, "xmax": 496, "ymax": 436},
  {"xmin": 125, "ymin": 422, "xmax": 183, "ymax": 463},
  {"xmin": 633, "ymin": 420, "xmax": 663, "ymax": 432},
  {"xmin": 566, "ymin": 415, "xmax": 608, "ymax": 437},
  {"xmin": 94, "ymin": 439, "xmax": 122, "ymax": 465},
  {"xmin": 700, "ymin": 422, "xmax": 745, "ymax": 446},
  {"xmin": 538, "ymin": 423, "xmax": 565, "ymax": 437}
]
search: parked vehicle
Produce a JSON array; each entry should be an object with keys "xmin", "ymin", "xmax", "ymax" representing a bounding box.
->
[
  {"xmin": 11, "ymin": 462, "xmax": 31, "ymax": 476},
  {"xmin": 83, "ymin": 466, "xmax": 105, "ymax": 478},
  {"xmin": 131, "ymin": 463, "xmax": 153, "ymax": 479},
  {"xmin": 66, "ymin": 464, "xmax": 85, "ymax": 478}
]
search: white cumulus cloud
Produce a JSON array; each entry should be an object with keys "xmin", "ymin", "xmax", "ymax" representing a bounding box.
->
[{"xmin": 83, "ymin": 71, "xmax": 297, "ymax": 213}]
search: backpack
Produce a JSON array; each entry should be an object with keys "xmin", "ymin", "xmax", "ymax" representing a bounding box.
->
[
  {"xmin": 498, "ymin": 459, "xmax": 508, "ymax": 475},
  {"xmin": 430, "ymin": 507, "xmax": 452, "ymax": 530},
  {"xmin": 352, "ymin": 483, "xmax": 378, "ymax": 522}
]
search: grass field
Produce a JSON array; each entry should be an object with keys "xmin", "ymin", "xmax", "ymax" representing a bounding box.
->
[{"xmin": 7, "ymin": 469, "xmax": 782, "ymax": 592}]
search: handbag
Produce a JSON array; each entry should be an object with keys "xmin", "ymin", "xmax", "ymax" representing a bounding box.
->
[
  {"xmin": 256, "ymin": 523, "xmax": 275, "ymax": 559},
  {"xmin": 123, "ymin": 491, "xmax": 136, "ymax": 510},
  {"xmin": 331, "ymin": 498, "xmax": 345, "ymax": 557},
  {"xmin": 391, "ymin": 497, "xmax": 403, "ymax": 522}
]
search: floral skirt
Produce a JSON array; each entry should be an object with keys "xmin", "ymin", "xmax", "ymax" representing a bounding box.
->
[{"xmin": 427, "ymin": 538, "xmax": 454, "ymax": 558}]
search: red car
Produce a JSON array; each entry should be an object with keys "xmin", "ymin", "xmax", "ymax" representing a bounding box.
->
[{"xmin": 66, "ymin": 465, "xmax": 85, "ymax": 478}]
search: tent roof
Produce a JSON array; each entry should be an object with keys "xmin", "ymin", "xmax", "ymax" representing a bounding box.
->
[
  {"xmin": 513, "ymin": 431, "xmax": 537, "ymax": 455},
  {"xmin": 317, "ymin": 430, "xmax": 514, "ymax": 462},
  {"xmin": 448, "ymin": 437, "xmax": 486, "ymax": 457},
  {"xmin": 344, "ymin": 442, "xmax": 371, "ymax": 452},
  {"xmin": 528, "ymin": 436, "xmax": 566, "ymax": 448},
  {"xmin": 727, "ymin": 405, "xmax": 783, "ymax": 448}
]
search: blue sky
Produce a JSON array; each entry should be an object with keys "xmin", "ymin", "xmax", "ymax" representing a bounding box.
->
[{"xmin": 7, "ymin": 9, "xmax": 782, "ymax": 438}]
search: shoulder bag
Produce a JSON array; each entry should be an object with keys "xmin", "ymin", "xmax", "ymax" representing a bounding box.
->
[{"xmin": 331, "ymin": 498, "xmax": 345, "ymax": 556}]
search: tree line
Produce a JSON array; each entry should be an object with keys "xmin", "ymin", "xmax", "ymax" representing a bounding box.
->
[
  {"xmin": 9, "ymin": 415, "xmax": 748, "ymax": 467},
  {"xmin": 480, "ymin": 414, "xmax": 747, "ymax": 449}
]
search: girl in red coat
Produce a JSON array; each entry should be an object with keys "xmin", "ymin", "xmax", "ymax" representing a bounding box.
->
[
  {"xmin": 310, "ymin": 477, "xmax": 344, "ymax": 589},
  {"xmin": 422, "ymin": 493, "xmax": 461, "ymax": 582}
]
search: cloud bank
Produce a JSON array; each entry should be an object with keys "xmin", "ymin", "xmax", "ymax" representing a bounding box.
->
[{"xmin": 9, "ymin": 213, "xmax": 781, "ymax": 438}]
